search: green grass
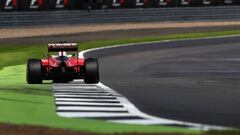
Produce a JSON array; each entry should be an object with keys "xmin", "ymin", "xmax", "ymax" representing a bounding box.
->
[
  {"xmin": 1, "ymin": 30, "xmax": 240, "ymax": 70},
  {"xmin": 0, "ymin": 30, "xmax": 240, "ymax": 134}
]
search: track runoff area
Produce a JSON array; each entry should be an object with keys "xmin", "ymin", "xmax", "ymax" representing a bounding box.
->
[{"xmin": 51, "ymin": 35, "xmax": 240, "ymax": 131}]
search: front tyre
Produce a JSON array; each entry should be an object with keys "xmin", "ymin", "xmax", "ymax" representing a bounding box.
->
[
  {"xmin": 27, "ymin": 59, "xmax": 42, "ymax": 84},
  {"xmin": 84, "ymin": 58, "xmax": 99, "ymax": 84}
]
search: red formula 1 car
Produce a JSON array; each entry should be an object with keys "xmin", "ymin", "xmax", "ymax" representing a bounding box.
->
[{"xmin": 26, "ymin": 43, "xmax": 99, "ymax": 84}]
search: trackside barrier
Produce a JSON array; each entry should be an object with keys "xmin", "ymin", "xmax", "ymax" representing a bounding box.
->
[{"xmin": 0, "ymin": 6, "xmax": 240, "ymax": 27}]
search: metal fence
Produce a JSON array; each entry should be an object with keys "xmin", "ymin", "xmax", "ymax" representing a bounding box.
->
[{"xmin": 0, "ymin": 6, "xmax": 240, "ymax": 27}]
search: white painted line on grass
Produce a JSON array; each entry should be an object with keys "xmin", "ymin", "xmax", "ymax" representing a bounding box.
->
[
  {"xmin": 55, "ymin": 98, "xmax": 119, "ymax": 102},
  {"xmin": 57, "ymin": 112, "xmax": 137, "ymax": 118},
  {"xmin": 55, "ymin": 92, "xmax": 109, "ymax": 95},
  {"xmin": 57, "ymin": 106, "xmax": 128, "ymax": 111},
  {"xmin": 56, "ymin": 102, "xmax": 122, "ymax": 106},
  {"xmin": 54, "ymin": 95, "xmax": 116, "ymax": 98}
]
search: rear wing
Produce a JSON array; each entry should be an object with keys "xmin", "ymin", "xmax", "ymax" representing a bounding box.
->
[{"xmin": 48, "ymin": 43, "xmax": 78, "ymax": 52}]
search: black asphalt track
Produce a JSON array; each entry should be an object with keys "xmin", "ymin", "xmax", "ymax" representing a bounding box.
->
[{"xmin": 84, "ymin": 36, "xmax": 240, "ymax": 127}]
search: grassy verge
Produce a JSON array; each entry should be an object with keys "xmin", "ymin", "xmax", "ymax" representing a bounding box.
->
[
  {"xmin": 1, "ymin": 30, "xmax": 240, "ymax": 70},
  {"xmin": 0, "ymin": 30, "xmax": 240, "ymax": 134}
]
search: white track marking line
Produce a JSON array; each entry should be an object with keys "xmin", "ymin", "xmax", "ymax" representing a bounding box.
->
[
  {"xmin": 57, "ymin": 106, "xmax": 128, "ymax": 111},
  {"xmin": 53, "ymin": 89, "xmax": 103, "ymax": 92},
  {"xmin": 54, "ymin": 93, "xmax": 114, "ymax": 98},
  {"xmin": 113, "ymin": 119, "xmax": 180, "ymax": 125},
  {"xmin": 54, "ymin": 91, "xmax": 111, "ymax": 96},
  {"xmin": 56, "ymin": 102, "xmax": 122, "ymax": 106},
  {"xmin": 57, "ymin": 112, "xmax": 138, "ymax": 118},
  {"xmin": 68, "ymin": 80, "xmax": 84, "ymax": 83},
  {"xmin": 53, "ymin": 86, "xmax": 98, "ymax": 89},
  {"xmin": 54, "ymin": 93, "xmax": 112, "ymax": 96},
  {"xmin": 55, "ymin": 98, "xmax": 119, "ymax": 102},
  {"xmin": 54, "ymin": 95, "xmax": 116, "ymax": 98},
  {"xmin": 54, "ymin": 91, "xmax": 109, "ymax": 93}
]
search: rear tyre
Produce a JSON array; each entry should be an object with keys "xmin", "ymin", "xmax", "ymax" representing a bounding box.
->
[
  {"xmin": 84, "ymin": 58, "xmax": 99, "ymax": 84},
  {"xmin": 27, "ymin": 59, "xmax": 42, "ymax": 84}
]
